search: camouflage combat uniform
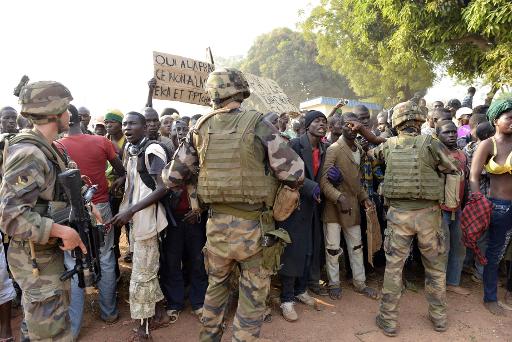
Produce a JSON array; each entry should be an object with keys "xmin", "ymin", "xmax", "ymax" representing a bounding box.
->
[
  {"xmin": 368, "ymin": 101, "xmax": 458, "ymax": 333},
  {"xmin": 164, "ymin": 111, "xmax": 303, "ymax": 341},
  {"xmin": 0, "ymin": 81, "xmax": 73, "ymax": 341},
  {"xmin": 163, "ymin": 68, "xmax": 303, "ymax": 342}
]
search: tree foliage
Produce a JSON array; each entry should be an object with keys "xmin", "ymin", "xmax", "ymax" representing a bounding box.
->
[
  {"xmin": 303, "ymin": 0, "xmax": 435, "ymax": 106},
  {"xmin": 239, "ymin": 27, "xmax": 355, "ymax": 106},
  {"xmin": 215, "ymin": 55, "xmax": 244, "ymax": 69},
  {"xmin": 304, "ymin": 0, "xmax": 512, "ymax": 105}
]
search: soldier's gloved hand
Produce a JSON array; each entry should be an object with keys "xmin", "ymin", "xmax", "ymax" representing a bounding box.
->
[
  {"xmin": 327, "ymin": 166, "xmax": 343, "ymax": 186},
  {"xmin": 51, "ymin": 223, "xmax": 87, "ymax": 254},
  {"xmin": 312, "ymin": 185, "xmax": 321, "ymax": 203}
]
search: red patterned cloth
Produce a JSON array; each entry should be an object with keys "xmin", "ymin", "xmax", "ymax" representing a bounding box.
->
[{"xmin": 461, "ymin": 192, "xmax": 492, "ymax": 265}]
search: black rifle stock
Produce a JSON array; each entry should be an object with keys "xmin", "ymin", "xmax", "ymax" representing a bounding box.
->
[{"xmin": 58, "ymin": 169, "xmax": 104, "ymax": 289}]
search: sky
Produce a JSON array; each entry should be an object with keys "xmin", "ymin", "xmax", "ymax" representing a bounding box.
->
[
  {"xmin": 0, "ymin": 0, "xmax": 492, "ymax": 122},
  {"xmin": 0, "ymin": 0, "xmax": 316, "ymax": 119}
]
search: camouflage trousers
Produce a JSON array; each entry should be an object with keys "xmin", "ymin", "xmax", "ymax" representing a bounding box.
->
[
  {"xmin": 200, "ymin": 212, "xmax": 270, "ymax": 342},
  {"xmin": 378, "ymin": 205, "xmax": 447, "ymax": 329},
  {"xmin": 129, "ymin": 235, "xmax": 164, "ymax": 320},
  {"xmin": 7, "ymin": 239, "xmax": 71, "ymax": 341}
]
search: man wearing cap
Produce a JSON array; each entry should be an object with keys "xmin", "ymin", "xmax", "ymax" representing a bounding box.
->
[
  {"xmin": 278, "ymin": 110, "xmax": 328, "ymax": 321},
  {"xmin": 0, "ymin": 80, "xmax": 86, "ymax": 341},
  {"xmin": 94, "ymin": 115, "xmax": 107, "ymax": 136},
  {"xmin": 104, "ymin": 109, "xmax": 130, "ymax": 266}
]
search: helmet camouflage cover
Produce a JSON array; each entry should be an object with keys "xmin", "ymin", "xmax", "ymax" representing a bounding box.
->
[
  {"xmin": 19, "ymin": 81, "xmax": 73, "ymax": 116},
  {"xmin": 391, "ymin": 101, "xmax": 425, "ymax": 129},
  {"xmin": 205, "ymin": 68, "xmax": 250, "ymax": 104}
]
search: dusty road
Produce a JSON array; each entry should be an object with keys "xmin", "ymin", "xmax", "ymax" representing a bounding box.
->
[{"xmin": 10, "ymin": 240, "xmax": 512, "ymax": 342}]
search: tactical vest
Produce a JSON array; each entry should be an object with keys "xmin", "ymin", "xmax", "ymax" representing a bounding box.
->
[
  {"xmin": 1, "ymin": 131, "xmax": 68, "ymax": 217},
  {"xmin": 382, "ymin": 134, "xmax": 444, "ymax": 201},
  {"xmin": 193, "ymin": 109, "xmax": 278, "ymax": 206}
]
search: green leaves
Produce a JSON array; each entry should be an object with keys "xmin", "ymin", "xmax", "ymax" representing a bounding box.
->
[
  {"xmin": 239, "ymin": 27, "xmax": 355, "ymax": 106},
  {"xmin": 303, "ymin": 0, "xmax": 512, "ymax": 105}
]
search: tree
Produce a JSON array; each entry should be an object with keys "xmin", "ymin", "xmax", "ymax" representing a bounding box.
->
[
  {"xmin": 304, "ymin": 0, "xmax": 512, "ymax": 105},
  {"xmin": 239, "ymin": 27, "xmax": 355, "ymax": 106},
  {"xmin": 379, "ymin": 0, "xmax": 512, "ymax": 103},
  {"xmin": 303, "ymin": 0, "xmax": 436, "ymax": 106},
  {"xmin": 214, "ymin": 55, "xmax": 244, "ymax": 69}
]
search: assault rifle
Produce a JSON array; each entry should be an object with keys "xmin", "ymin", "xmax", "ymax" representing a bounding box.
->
[{"xmin": 58, "ymin": 169, "xmax": 105, "ymax": 289}]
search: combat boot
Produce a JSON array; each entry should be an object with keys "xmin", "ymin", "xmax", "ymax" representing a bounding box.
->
[
  {"xmin": 375, "ymin": 315, "xmax": 398, "ymax": 337},
  {"xmin": 280, "ymin": 302, "xmax": 298, "ymax": 322},
  {"xmin": 428, "ymin": 314, "xmax": 447, "ymax": 332}
]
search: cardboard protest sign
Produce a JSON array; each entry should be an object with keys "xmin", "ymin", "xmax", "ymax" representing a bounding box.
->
[
  {"xmin": 152, "ymin": 51, "xmax": 215, "ymax": 106},
  {"xmin": 242, "ymin": 73, "xmax": 298, "ymax": 113}
]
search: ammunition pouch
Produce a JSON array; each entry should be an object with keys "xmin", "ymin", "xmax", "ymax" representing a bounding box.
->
[
  {"xmin": 259, "ymin": 210, "xmax": 290, "ymax": 273},
  {"xmin": 261, "ymin": 228, "xmax": 291, "ymax": 274},
  {"xmin": 443, "ymin": 172, "xmax": 463, "ymax": 211}
]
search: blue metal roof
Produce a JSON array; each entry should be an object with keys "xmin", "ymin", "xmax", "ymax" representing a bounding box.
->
[{"xmin": 300, "ymin": 96, "xmax": 382, "ymax": 111}]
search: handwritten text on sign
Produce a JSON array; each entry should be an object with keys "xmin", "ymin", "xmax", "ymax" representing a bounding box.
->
[
  {"xmin": 152, "ymin": 51, "xmax": 215, "ymax": 106},
  {"xmin": 243, "ymin": 73, "xmax": 298, "ymax": 113}
]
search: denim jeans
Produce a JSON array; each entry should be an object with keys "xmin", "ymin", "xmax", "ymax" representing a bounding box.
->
[
  {"xmin": 280, "ymin": 254, "xmax": 311, "ymax": 303},
  {"xmin": 483, "ymin": 198, "xmax": 512, "ymax": 303},
  {"xmin": 65, "ymin": 202, "xmax": 118, "ymax": 339},
  {"xmin": 442, "ymin": 210, "xmax": 466, "ymax": 286}
]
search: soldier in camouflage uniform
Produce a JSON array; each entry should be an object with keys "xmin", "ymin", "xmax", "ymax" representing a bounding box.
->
[
  {"xmin": 0, "ymin": 81, "xmax": 86, "ymax": 341},
  {"xmin": 162, "ymin": 68, "xmax": 304, "ymax": 342},
  {"xmin": 350, "ymin": 101, "xmax": 458, "ymax": 337}
]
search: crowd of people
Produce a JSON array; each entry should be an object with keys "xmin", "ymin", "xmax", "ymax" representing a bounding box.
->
[{"xmin": 0, "ymin": 70, "xmax": 511, "ymax": 342}]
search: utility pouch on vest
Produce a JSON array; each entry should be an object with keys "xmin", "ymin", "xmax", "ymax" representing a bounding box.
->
[
  {"xmin": 262, "ymin": 228, "xmax": 291, "ymax": 274},
  {"xmin": 273, "ymin": 185, "xmax": 299, "ymax": 221},
  {"xmin": 259, "ymin": 210, "xmax": 291, "ymax": 274},
  {"xmin": 443, "ymin": 173, "xmax": 462, "ymax": 210},
  {"xmin": 259, "ymin": 210, "xmax": 275, "ymax": 235}
]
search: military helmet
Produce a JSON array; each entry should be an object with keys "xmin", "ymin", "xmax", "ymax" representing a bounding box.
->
[
  {"xmin": 19, "ymin": 81, "xmax": 73, "ymax": 116},
  {"xmin": 391, "ymin": 101, "xmax": 425, "ymax": 129},
  {"xmin": 205, "ymin": 68, "xmax": 250, "ymax": 104}
]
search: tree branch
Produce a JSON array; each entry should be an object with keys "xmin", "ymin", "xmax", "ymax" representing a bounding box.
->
[{"xmin": 445, "ymin": 34, "xmax": 493, "ymax": 51}]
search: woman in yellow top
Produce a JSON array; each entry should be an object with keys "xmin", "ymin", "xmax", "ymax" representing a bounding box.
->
[{"xmin": 470, "ymin": 99, "xmax": 512, "ymax": 316}]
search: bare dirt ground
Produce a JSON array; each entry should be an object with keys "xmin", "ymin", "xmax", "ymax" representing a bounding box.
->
[{"xmin": 10, "ymin": 235, "xmax": 512, "ymax": 342}]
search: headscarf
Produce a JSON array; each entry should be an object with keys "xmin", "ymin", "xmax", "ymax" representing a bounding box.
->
[{"xmin": 487, "ymin": 99, "xmax": 512, "ymax": 126}]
